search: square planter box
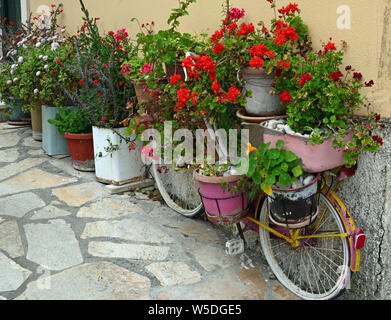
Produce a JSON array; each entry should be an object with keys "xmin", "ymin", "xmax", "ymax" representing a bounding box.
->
[
  {"xmin": 42, "ymin": 105, "xmax": 69, "ymax": 156},
  {"xmin": 93, "ymin": 126, "xmax": 144, "ymax": 185}
]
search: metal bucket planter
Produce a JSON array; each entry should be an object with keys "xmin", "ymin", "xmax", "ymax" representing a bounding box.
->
[
  {"xmin": 92, "ymin": 126, "xmax": 143, "ymax": 185},
  {"xmin": 241, "ymin": 67, "xmax": 285, "ymax": 117},
  {"xmin": 194, "ymin": 171, "xmax": 249, "ymax": 226},
  {"xmin": 42, "ymin": 105, "xmax": 70, "ymax": 156},
  {"xmin": 31, "ymin": 106, "xmax": 42, "ymax": 141},
  {"xmin": 64, "ymin": 133, "xmax": 95, "ymax": 172},
  {"xmin": 268, "ymin": 174, "xmax": 320, "ymax": 229},
  {"xmin": 262, "ymin": 126, "xmax": 353, "ymax": 173}
]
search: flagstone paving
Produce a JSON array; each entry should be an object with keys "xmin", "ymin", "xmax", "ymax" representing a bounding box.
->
[{"xmin": 0, "ymin": 123, "xmax": 298, "ymax": 301}]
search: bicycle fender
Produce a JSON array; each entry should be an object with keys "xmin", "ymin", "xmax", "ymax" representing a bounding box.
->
[{"xmin": 324, "ymin": 190, "xmax": 362, "ymax": 272}]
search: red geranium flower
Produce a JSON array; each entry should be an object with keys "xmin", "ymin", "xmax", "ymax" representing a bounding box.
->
[
  {"xmin": 324, "ymin": 42, "xmax": 337, "ymax": 53},
  {"xmin": 299, "ymin": 73, "xmax": 313, "ymax": 86},
  {"xmin": 212, "ymin": 80, "xmax": 221, "ymax": 94},
  {"xmin": 280, "ymin": 91, "xmax": 292, "ymax": 103},
  {"xmin": 249, "ymin": 56, "xmax": 265, "ymax": 69},
  {"xmin": 227, "ymin": 86, "xmax": 241, "ymax": 103},
  {"xmin": 213, "ymin": 42, "xmax": 225, "ymax": 54},
  {"xmin": 329, "ymin": 71, "xmax": 344, "ymax": 82},
  {"xmin": 170, "ymin": 74, "xmax": 182, "ymax": 85}
]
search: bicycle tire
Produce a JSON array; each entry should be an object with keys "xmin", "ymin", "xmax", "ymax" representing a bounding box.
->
[
  {"xmin": 152, "ymin": 162, "xmax": 203, "ymax": 218},
  {"xmin": 258, "ymin": 193, "xmax": 351, "ymax": 300}
]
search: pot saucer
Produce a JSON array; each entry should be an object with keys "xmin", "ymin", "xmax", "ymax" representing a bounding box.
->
[{"xmin": 236, "ymin": 109, "xmax": 287, "ymax": 123}]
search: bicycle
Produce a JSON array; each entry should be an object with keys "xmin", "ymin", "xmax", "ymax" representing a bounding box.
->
[{"xmin": 239, "ymin": 167, "xmax": 366, "ymax": 300}]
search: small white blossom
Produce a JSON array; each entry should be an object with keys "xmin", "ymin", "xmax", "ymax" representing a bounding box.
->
[
  {"xmin": 39, "ymin": 55, "xmax": 43, "ymax": 60},
  {"xmin": 18, "ymin": 57, "xmax": 23, "ymax": 63},
  {"xmin": 34, "ymin": 89, "xmax": 39, "ymax": 95},
  {"xmin": 36, "ymin": 71, "xmax": 41, "ymax": 77},
  {"xmin": 11, "ymin": 64, "xmax": 17, "ymax": 69},
  {"xmin": 6, "ymin": 80, "xmax": 12, "ymax": 86},
  {"xmin": 35, "ymin": 42, "xmax": 41, "ymax": 48},
  {"xmin": 13, "ymin": 78, "xmax": 19, "ymax": 83},
  {"xmin": 42, "ymin": 56, "xmax": 48, "ymax": 61},
  {"xmin": 44, "ymin": 64, "xmax": 49, "ymax": 70},
  {"xmin": 51, "ymin": 42, "xmax": 59, "ymax": 51}
]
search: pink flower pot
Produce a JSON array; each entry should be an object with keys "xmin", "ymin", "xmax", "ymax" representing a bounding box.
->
[
  {"xmin": 194, "ymin": 171, "xmax": 249, "ymax": 225},
  {"xmin": 263, "ymin": 127, "xmax": 353, "ymax": 173}
]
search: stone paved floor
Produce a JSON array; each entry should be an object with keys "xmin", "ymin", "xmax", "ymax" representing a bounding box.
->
[{"xmin": 0, "ymin": 122, "xmax": 298, "ymax": 301}]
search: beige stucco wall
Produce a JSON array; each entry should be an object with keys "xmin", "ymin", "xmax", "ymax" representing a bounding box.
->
[{"xmin": 28, "ymin": 0, "xmax": 391, "ymax": 117}]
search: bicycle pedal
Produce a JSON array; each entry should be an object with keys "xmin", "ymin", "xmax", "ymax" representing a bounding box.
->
[{"xmin": 225, "ymin": 239, "xmax": 245, "ymax": 256}]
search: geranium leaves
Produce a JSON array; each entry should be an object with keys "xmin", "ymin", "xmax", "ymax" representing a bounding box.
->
[{"xmin": 246, "ymin": 140, "xmax": 304, "ymax": 193}]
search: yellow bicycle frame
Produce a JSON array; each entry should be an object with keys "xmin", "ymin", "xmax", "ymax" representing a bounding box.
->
[{"xmin": 246, "ymin": 173, "xmax": 362, "ymax": 272}]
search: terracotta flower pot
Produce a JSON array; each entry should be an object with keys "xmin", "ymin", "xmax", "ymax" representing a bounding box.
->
[
  {"xmin": 132, "ymin": 78, "xmax": 166, "ymax": 104},
  {"xmin": 194, "ymin": 171, "xmax": 249, "ymax": 225},
  {"xmin": 63, "ymin": 132, "xmax": 95, "ymax": 172}
]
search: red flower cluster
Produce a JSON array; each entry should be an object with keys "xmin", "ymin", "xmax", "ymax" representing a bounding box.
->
[
  {"xmin": 213, "ymin": 42, "xmax": 225, "ymax": 54},
  {"xmin": 277, "ymin": 60, "xmax": 291, "ymax": 70},
  {"xmin": 274, "ymin": 23, "xmax": 298, "ymax": 45},
  {"xmin": 182, "ymin": 55, "xmax": 217, "ymax": 80},
  {"xmin": 299, "ymin": 73, "xmax": 313, "ymax": 86},
  {"xmin": 278, "ymin": 3, "xmax": 299, "ymax": 16},
  {"xmin": 329, "ymin": 71, "xmax": 343, "ymax": 82},
  {"xmin": 227, "ymin": 86, "xmax": 241, "ymax": 102},
  {"xmin": 372, "ymin": 135, "xmax": 383, "ymax": 146},
  {"xmin": 280, "ymin": 91, "xmax": 292, "ymax": 103},
  {"xmin": 248, "ymin": 44, "xmax": 274, "ymax": 69},
  {"xmin": 324, "ymin": 42, "xmax": 337, "ymax": 53},
  {"xmin": 170, "ymin": 74, "xmax": 182, "ymax": 85},
  {"xmin": 237, "ymin": 22, "xmax": 255, "ymax": 37},
  {"xmin": 212, "ymin": 80, "xmax": 221, "ymax": 94}
]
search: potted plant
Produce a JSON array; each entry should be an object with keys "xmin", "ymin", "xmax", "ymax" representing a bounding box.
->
[
  {"xmin": 268, "ymin": 32, "xmax": 383, "ymax": 170},
  {"xmin": 194, "ymin": 162, "xmax": 249, "ymax": 225},
  {"xmin": 208, "ymin": 1, "xmax": 311, "ymax": 117},
  {"xmin": 48, "ymin": 107, "xmax": 94, "ymax": 171},
  {"xmin": 58, "ymin": 0, "xmax": 143, "ymax": 185},
  {"xmin": 246, "ymin": 140, "xmax": 319, "ymax": 228}
]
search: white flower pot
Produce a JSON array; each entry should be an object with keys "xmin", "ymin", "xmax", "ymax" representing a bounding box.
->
[{"xmin": 92, "ymin": 126, "xmax": 144, "ymax": 185}]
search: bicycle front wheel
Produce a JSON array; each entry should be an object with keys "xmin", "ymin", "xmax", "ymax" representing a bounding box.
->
[
  {"xmin": 259, "ymin": 193, "xmax": 351, "ymax": 300},
  {"xmin": 152, "ymin": 162, "xmax": 203, "ymax": 218}
]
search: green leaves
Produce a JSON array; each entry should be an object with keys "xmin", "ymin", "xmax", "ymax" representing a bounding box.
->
[{"xmin": 246, "ymin": 140, "xmax": 304, "ymax": 193}]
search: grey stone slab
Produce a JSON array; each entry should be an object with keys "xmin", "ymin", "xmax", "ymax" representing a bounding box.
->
[
  {"xmin": 0, "ymin": 134, "xmax": 20, "ymax": 149},
  {"xmin": 146, "ymin": 262, "xmax": 201, "ymax": 287},
  {"xmin": 30, "ymin": 204, "xmax": 72, "ymax": 220},
  {"xmin": 22, "ymin": 137, "xmax": 42, "ymax": 148},
  {"xmin": 81, "ymin": 219, "xmax": 175, "ymax": 244},
  {"xmin": 16, "ymin": 262, "xmax": 151, "ymax": 300},
  {"xmin": 0, "ymin": 252, "xmax": 31, "ymax": 292},
  {"xmin": 0, "ymin": 169, "xmax": 77, "ymax": 197},
  {"xmin": 0, "ymin": 158, "xmax": 46, "ymax": 182},
  {"xmin": 76, "ymin": 198, "xmax": 141, "ymax": 219},
  {"xmin": 0, "ymin": 192, "xmax": 45, "ymax": 218},
  {"xmin": 88, "ymin": 241, "xmax": 170, "ymax": 261},
  {"xmin": 24, "ymin": 220, "xmax": 83, "ymax": 271},
  {"xmin": 0, "ymin": 148, "xmax": 19, "ymax": 163},
  {"xmin": 0, "ymin": 220, "xmax": 24, "ymax": 258}
]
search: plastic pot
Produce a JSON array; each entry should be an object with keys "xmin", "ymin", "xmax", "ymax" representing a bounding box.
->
[
  {"xmin": 64, "ymin": 132, "xmax": 95, "ymax": 172},
  {"xmin": 194, "ymin": 171, "xmax": 249, "ymax": 225}
]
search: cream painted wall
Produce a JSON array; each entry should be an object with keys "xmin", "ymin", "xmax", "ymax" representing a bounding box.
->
[{"xmin": 27, "ymin": 0, "xmax": 391, "ymax": 117}]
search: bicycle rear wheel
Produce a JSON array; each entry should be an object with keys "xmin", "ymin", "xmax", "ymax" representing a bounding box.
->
[
  {"xmin": 259, "ymin": 193, "xmax": 351, "ymax": 300},
  {"xmin": 152, "ymin": 162, "xmax": 203, "ymax": 218}
]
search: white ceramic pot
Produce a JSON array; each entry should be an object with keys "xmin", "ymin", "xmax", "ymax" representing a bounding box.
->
[{"xmin": 92, "ymin": 126, "xmax": 144, "ymax": 185}]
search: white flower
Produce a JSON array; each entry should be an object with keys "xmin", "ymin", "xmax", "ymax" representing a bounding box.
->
[
  {"xmin": 42, "ymin": 56, "xmax": 48, "ymax": 61},
  {"xmin": 44, "ymin": 64, "xmax": 49, "ymax": 70},
  {"xmin": 36, "ymin": 71, "xmax": 41, "ymax": 77},
  {"xmin": 34, "ymin": 89, "xmax": 39, "ymax": 94},
  {"xmin": 11, "ymin": 64, "xmax": 17, "ymax": 69},
  {"xmin": 51, "ymin": 42, "xmax": 59, "ymax": 51},
  {"xmin": 61, "ymin": 28, "xmax": 66, "ymax": 33},
  {"xmin": 18, "ymin": 57, "xmax": 23, "ymax": 63},
  {"xmin": 35, "ymin": 42, "xmax": 41, "ymax": 48},
  {"xmin": 39, "ymin": 55, "xmax": 43, "ymax": 60},
  {"xmin": 6, "ymin": 80, "xmax": 12, "ymax": 86},
  {"xmin": 13, "ymin": 78, "xmax": 19, "ymax": 83}
]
